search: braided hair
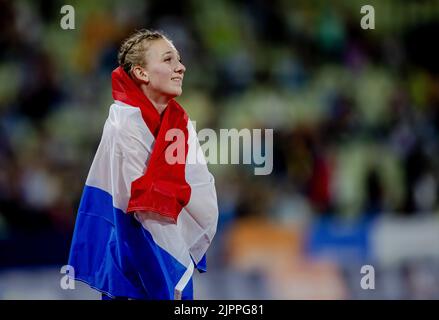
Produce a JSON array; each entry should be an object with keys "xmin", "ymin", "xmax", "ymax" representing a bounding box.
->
[{"xmin": 118, "ymin": 29, "xmax": 167, "ymax": 75}]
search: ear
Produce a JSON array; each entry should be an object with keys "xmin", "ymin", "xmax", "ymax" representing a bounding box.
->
[{"xmin": 131, "ymin": 65, "xmax": 149, "ymax": 84}]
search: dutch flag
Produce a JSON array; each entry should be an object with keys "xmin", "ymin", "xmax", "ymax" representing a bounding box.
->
[{"xmin": 68, "ymin": 67, "xmax": 218, "ymax": 300}]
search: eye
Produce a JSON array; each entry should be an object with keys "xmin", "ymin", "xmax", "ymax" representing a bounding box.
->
[{"xmin": 164, "ymin": 57, "xmax": 172, "ymax": 62}]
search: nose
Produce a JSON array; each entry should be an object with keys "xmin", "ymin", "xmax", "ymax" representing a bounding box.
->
[{"xmin": 175, "ymin": 61, "xmax": 186, "ymax": 74}]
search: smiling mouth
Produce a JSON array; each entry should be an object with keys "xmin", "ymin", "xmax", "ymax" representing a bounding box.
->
[{"xmin": 171, "ymin": 78, "xmax": 183, "ymax": 85}]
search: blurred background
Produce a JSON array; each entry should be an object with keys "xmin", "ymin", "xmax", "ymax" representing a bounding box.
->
[{"xmin": 1, "ymin": 0, "xmax": 439, "ymax": 299}]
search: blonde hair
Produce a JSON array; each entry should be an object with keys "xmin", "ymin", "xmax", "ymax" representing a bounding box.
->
[{"xmin": 118, "ymin": 29, "xmax": 168, "ymax": 74}]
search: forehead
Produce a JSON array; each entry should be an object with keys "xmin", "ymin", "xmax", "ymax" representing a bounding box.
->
[{"xmin": 147, "ymin": 38, "xmax": 179, "ymax": 57}]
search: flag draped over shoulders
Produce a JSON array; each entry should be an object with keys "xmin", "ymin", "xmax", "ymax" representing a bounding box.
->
[{"xmin": 68, "ymin": 67, "xmax": 218, "ymax": 300}]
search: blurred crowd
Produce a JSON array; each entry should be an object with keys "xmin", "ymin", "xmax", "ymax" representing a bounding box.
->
[{"xmin": 1, "ymin": 0, "xmax": 439, "ymax": 298}]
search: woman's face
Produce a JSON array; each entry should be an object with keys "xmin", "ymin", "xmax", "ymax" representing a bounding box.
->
[{"xmin": 143, "ymin": 38, "xmax": 186, "ymax": 99}]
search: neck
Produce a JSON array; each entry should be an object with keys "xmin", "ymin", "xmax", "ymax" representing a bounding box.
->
[{"xmin": 139, "ymin": 83, "xmax": 169, "ymax": 115}]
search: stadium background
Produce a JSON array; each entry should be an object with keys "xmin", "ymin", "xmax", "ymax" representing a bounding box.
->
[{"xmin": 1, "ymin": 0, "xmax": 439, "ymax": 299}]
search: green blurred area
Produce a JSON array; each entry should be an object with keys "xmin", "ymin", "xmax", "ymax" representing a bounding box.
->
[{"xmin": 1, "ymin": 0, "xmax": 439, "ymax": 299}]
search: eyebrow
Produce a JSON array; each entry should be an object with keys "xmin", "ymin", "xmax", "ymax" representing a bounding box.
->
[{"xmin": 162, "ymin": 51, "xmax": 181, "ymax": 59}]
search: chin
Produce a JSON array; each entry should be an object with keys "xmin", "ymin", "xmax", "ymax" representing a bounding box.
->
[
  {"xmin": 173, "ymin": 88, "xmax": 183, "ymax": 97},
  {"xmin": 163, "ymin": 86, "xmax": 182, "ymax": 98}
]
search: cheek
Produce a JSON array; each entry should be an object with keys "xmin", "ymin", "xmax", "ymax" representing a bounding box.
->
[
  {"xmin": 150, "ymin": 66, "xmax": 171, "ymax": 83},
  {"xmin": 148, "ymin": 65, "xmax": 180, "ymax": 95}
]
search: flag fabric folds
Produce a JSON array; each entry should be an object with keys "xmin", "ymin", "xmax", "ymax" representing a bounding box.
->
[{"xmin": 68, "ymin": 67, "xmax": 218, "ymax": 300}]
